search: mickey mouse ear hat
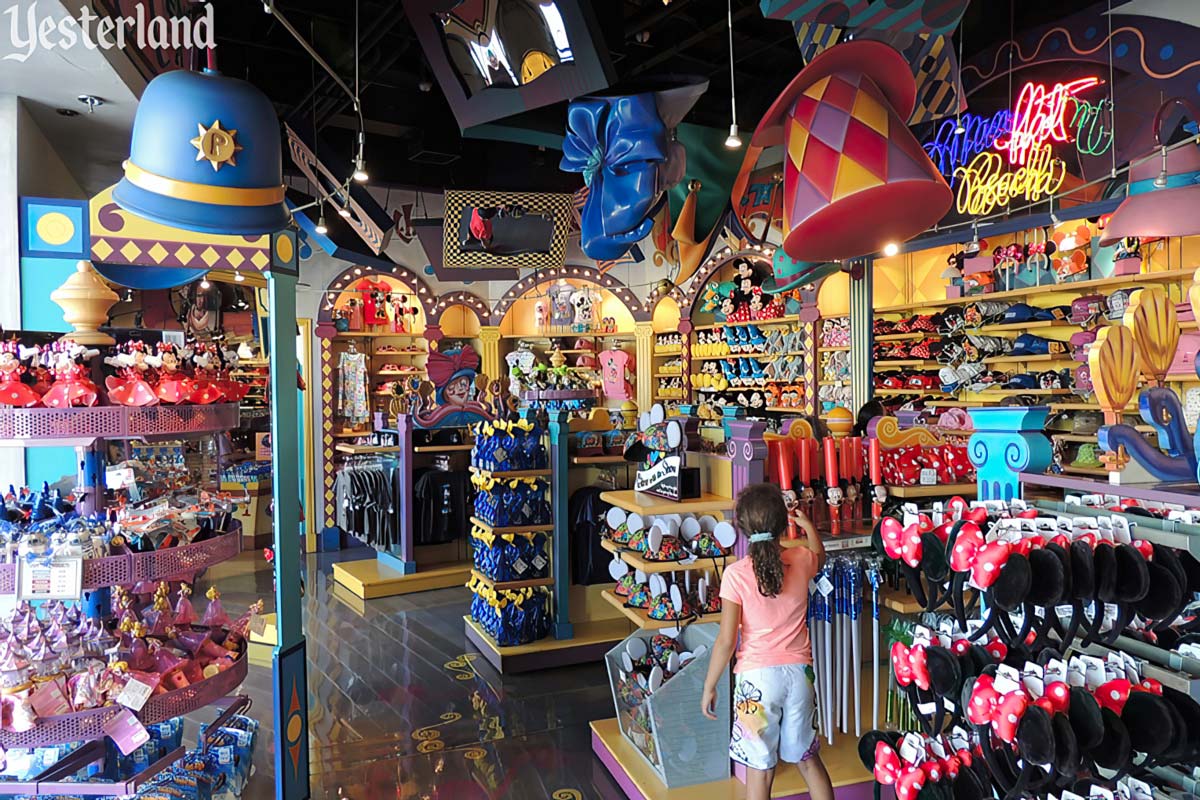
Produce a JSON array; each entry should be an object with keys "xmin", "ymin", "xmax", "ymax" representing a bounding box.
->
[
  {"xmin": 1011, "ymin": 545, "xmax": 1065, "ymax": 646},
  {"xmin": 878, "ymin": 517, "xmax": 951, "ymax": 612},
  {"xmin": 1091, "ymin": 543, "xmax": 1149, "ymax": 646},
  {"xmin": 945, "ymin": 521, "xmax": 1031, "ymax": 642}
]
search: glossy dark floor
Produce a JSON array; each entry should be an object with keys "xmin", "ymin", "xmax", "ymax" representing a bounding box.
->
[{"xmin": 208, "ymin": 550, "xmax": 624, "ymax": 800}]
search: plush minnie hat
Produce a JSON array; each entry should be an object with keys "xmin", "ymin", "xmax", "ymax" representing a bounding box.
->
[{"xmin": 945, "ymin": 520, "xmax": 1031, "ymax": 642}]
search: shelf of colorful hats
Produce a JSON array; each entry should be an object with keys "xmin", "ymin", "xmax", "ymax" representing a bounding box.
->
[
  {"xmin": 978, "ymin": 388, "xmax": 1073, "ymax": 397},
  {"xmin": 599, "ymin": 589, "xmax": 721, "ymax": 630},
  {"xmin": 972, "ymin": 320, "xmax": 1073, "ymax": 335},
  {"xmin": 981, "ymin": 354, "xmax": 1074, "ymax": 364},
  {"xmin": 875, "ymin": 388, "xmax": 949, "ymax": 397},
  {"xmin": 599, "ymin": 539, "xmax": 735, "ymax": 575},
  {"xmin": 874, "ymin": 267, "xmax": 1195, "ymax": 313},
  {"xmin": 0, "ymin": 403, "xmax": 241, "ymax": 448},
  {"xmin": 600, "ymin": 490, "xmax": 734, "ymax": 516},
  {"xmin": 875, "ymin": 359, "xmax": 940, "ymax": 368},
  {"xmin": 873, "ymin": 332, "xmax": 927, "ymax": 342},
  {"xmin": 885, "ymin": 483, "xmax": 977, "ymax": 499},
  {"xmin": 691, "ymin": 315, "xmax": 800, "ymax": 332}
]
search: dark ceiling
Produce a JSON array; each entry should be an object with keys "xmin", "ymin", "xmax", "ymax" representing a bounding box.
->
[{"xmin": 211, "ymin": 0, "xmax": 1102, "ymax": 195}]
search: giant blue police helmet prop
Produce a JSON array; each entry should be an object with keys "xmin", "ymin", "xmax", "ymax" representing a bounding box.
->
[{"xmin": 113, "ymin": 68, "xmax": 289, "ymax": 235}]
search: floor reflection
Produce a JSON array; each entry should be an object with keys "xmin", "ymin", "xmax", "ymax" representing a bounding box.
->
[{"xmin": 204, "ymin": 550, "xmax": 624, "ymax": 799}]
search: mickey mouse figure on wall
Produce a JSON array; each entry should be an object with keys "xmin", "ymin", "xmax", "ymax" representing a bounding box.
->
[{"xmin": 703, "ymin": 257, "xmax": 785, "ymax": 322}]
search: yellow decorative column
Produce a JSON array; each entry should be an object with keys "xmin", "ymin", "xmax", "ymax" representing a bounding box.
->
[
  {"xmin": 479, "ymin": 326, "xmax": 502, "ymax": 384},
  {"xmin": 634, "ymin": 321, "xmax": 654, "ymax": 412}
]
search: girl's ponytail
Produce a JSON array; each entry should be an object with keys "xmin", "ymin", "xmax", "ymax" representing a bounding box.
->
[{"xmin": 735, "ymin": 483, "xmax": 789, "ymax": 597}]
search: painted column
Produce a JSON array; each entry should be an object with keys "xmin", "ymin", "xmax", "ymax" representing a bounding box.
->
[
  {"xmin": 849, "ymin": 258, "xmax": 874, "ymax": 412},
  {"xmin": 266, "ymin": 264, "xmax": 310, "ymax": 800},
  {"xmin": 479, "ymin": 326, "xmax": 502, "ymax": 384},
  {"xmin": 547, "ymin": 408, "xmax": 574, "ymax": 640},
  {"xmin": 634, "ymin": 320, "xmax": 654, "ymax": 413},
  {"xmin": 679, "ymin": 319, "xmax": 693, "ymax": 406},
  {"xmin": 727, "ymin": 416, "xmax": 768, "ymax": 558},
  {"xmin": 966, "ymin": 406, "xmax": 1053, "ymax": 503}
]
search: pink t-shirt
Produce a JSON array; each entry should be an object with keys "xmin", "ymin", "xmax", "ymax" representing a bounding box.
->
[{"xmin": 719, "ymin": 546, "xmax": 819, "ymax": 673}]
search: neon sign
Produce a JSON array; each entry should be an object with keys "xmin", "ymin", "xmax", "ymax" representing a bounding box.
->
[{"xmin": 922, "ymin": 77, "xmax": 1105, "ymax": 214}]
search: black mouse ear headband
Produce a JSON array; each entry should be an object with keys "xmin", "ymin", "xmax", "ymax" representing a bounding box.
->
[
  {"xmin": 892, "ymin": 642, "xmax": 963, "ymax": 736},
  {"xmin": 1012, "ymin": 545, "xmax": 1065, "ymax": 647},
  {"xmin": 946, "ymin": 523, "xmax": 1031, "ymax": 642}
]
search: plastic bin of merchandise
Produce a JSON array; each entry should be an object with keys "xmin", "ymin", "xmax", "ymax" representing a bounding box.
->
[{"xmin": 603, "ymin": 623, "xmax": 730, "ymax": 789}]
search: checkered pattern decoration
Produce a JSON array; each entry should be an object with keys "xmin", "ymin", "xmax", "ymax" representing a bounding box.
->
[
  {"xmin": 443, "ymin": 190, "xmax": 572, "ymax": 271},
  {"xmin": 762, "ymin": 0, "xmax": 968, "ymax": 37},
  {"xmin": 321, "ymin": 339, "xmax": 336, "ymax": 527},
  {"xmin": 766, "ymin": 42, "xmax": 950, "ymax": 261},
  {"xmin": 794, "ymin": 22, "xmax": 843, "ymax": 62}
]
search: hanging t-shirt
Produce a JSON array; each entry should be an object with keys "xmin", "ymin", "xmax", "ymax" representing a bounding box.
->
[
  {"xmin": 357, "ymin": 278, "xmax": 390, "ymax": 325},
  {"xmin": 598, "ymin": 349, "xmax": 634, "ymax": 400},
  {"xmin": 413, "ymin": 469, "xmax": 473, "ymax": 545}
]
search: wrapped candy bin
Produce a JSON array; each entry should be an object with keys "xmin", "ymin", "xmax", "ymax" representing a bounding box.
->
[
  {"xmin": 468, "ymin": 585, "xmax": 550, "ymax": 647},
  {"xmin": 470, "ymin": 525, "xmax": 549, "ymax": 583},
  {"xmin": 470, "ymin": 418, "xmax": 548, "ymax": 472},
  {"xmin": 471, "ymin": 475, "xmax": 551, "ymax": 528},
  {"xmin": 603, "ymin": 623, "xmax": 729, "ymax": 788}
]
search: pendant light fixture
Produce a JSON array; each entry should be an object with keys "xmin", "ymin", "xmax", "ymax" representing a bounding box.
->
[
  {"xmin": 316, "ymin": 212, "xmax": 328, "ymax": 235},
  {"xmin": 953, "ymin": 23, "xmax": 965, "ymax": 134},
  {"xmin": 724, "ymin": 0, "xmax": 742, "ymax": 149},
  {"xmin": 351, "ymin": 0, "xmax": 369, "ymax": 182}
]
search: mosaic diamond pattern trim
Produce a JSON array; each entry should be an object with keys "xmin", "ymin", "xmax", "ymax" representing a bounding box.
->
[{"xmin": 90, "ymin": 237, "xmax": 270, "ymax": 271}]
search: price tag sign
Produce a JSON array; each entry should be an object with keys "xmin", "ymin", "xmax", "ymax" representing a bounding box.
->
[
  {"xmin": 105, "ymin": 466, "xmax": 136, "ymax": 490},
  {"xmin": 919, "ymin": 468, "xmax": 937, "ymax": 485},
  {"xmin": 104, "ymin": 708, "xmax": 150, "ymax": 756},
  {"xmin": 116, "ymin": 677, "xmax": 154, "ymax": 711},
  {"xmin": 17, "ymin": 556, "xmax": 82, "ymax": 601}
]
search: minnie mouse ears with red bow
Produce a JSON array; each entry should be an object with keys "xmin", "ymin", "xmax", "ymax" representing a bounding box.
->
[{"xmin": 877, "ymin": 515, "xmax": 951, "ymax": 612}]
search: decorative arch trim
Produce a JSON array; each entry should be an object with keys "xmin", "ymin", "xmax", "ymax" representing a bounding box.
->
[
  {"xmin": 492, "ymin": 263, "xmax": 651, "ymax": 322},
  {"xmin": 315, "ymin": 263, "xmax": 437, "ymax": 330},
  {"xmin": 430, "ymin": 290, "xmax": 496, "ymax": 326}
]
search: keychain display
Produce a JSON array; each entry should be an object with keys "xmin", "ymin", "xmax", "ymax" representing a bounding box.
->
[
  {"xmin": 471, "ymin": 418, "xmax": 548, "ymax": 473},
  {"xmin": 470, "ymin": 524, "xmax": 549, "ymax": 582},
  {"xmin": 468, "ymin": 584, "xmax": 550, "ymax": 646}
]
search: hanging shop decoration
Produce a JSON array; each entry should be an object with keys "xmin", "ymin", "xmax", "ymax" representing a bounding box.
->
[
  {"xmin": 1100, "ymin": 99, "xmax": 1200, "ymax": 246},
  {"xmin": 759, "ymin": 0, "xmax": 969, "ymax": 37},
  {"xmin": 921, "ymin": 76, "xmax": 1108, "ymax": 215},
  {"xmin": 750, "ymin": 40, "xmax": 952, "ymax": 262},
  {"xmin": 560, "ymin": 77, "xmax": 708, "ymax": 261},
  {"xmin": 112, "ymin": 68, "xmax": 289, "ymax": 235}
]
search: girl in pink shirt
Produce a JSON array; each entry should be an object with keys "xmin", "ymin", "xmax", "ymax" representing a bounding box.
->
[{"xmin": 702, "ymin": 483, "xmax": 833, "ymax": 800}]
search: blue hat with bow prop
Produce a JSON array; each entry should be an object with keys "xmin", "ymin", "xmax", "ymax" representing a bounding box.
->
[{"xmin": 561, "ymin": 76, "xmax": 708, "ymax": 261}]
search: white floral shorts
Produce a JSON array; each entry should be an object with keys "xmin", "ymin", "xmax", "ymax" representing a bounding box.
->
[{"xmin": 730, "ymin": 663, "xmax": 819, "ymax": 770}]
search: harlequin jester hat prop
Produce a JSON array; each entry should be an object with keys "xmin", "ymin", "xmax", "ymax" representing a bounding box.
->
[
  {"xmin": 113, "ymin": 69, "xmax": 289, "ymax": 235},
  {"xmin": 751, "ymin": 40, "xmax": 951, "ymax": 262}
]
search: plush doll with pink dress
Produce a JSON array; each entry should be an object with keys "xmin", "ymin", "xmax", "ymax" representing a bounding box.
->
[
  {"xmin": 185, "ymin": 343, "xmax": 224, "ymax": 404},
  {"xmin": 41, "ymin": 343, "xmax": 99, "ymax": 408},
  {"xmin": 154, "ymin": 343, "xmax": 188, "ymax": 404},
  {"xmin": 0, "ymin": 340, "xmax": 43, "ymax": 408},
  {"xmin": 104, "ymin": 340, "xmax": 159, "ymax": 407}
]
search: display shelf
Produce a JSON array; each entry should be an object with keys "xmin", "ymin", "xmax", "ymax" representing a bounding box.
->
[
  {"xmin": 925, "ymin": 400, "xmax": 990, "ymax": 407},
  {"xmin": 1059, "ymin": 465, "xmax": 1111, "ymax": 476},
  {"xmin": 876, "ymin": 359, "xmax": 939, "ymax": 367},
  {"xmin": 464, "ymin": 616, "xmax": 631, "ymax": 674},
  {"xmin": 875, "ymin": 388, "xmax": 948, "ymax": 396},
  {"xmin": 765, "ymin": 406, "xmax": 807, "ymax": 413},
  {"xmin": 691, "ymin": 352, "xmax": 803, "ymax": 361},
  {"xmin": 330, "ymin": 430, "xmax": 371, "ymax": 439},
  {"xmin": 820, "ymin": 345, "xmax": 852, "ymax": 351},
  {"xmin": 873, "ymin": 268, "xmax": 1194, "ymax": 313},
  {"xmin": 470, "ymin": 569, "xmax": 554, "ymax": 591},
  {"xmin": 937, "ymin": 428, "xmax": 975, "ymax": 437},
  {"xmin": 880, "ymin": 585, "xmax": 938, "ymax": 614},
  {"xmin": 469, "ymin": 467, "xmax": 552, "ymax": 479},
  {"xmin": 237, "ymin": 358, "xmax": 270, "ymax": 367},
  {"xmin": 974, "ymin": 320, "xmax": 1072, "ymax": 334},
  {"xmin": 600, "ymin": 589, "xmax": 719, "ymax": 629},
  {"xmin": 600, "ymin": 489, "xmax": 733, "ymax": 515},
  {"xmin": 982, "ymin": 354, "xmax": 1073, "ymax": 364},
  {"xmin": 571, "ymin": 454, "xmax": 628, "ymax": 465},
  {"xmin": 333, "ymin": 331, "xmax": 421, "ymax": 339},
  {"xmin": 886, "ymin": 483, "xmax": 977, "ymax": 498},
  {"xmin": 653, "ymin": 346, "xmax": 682, "ymax": 356},
  {"xmin": 0, "ymin": 403, "xmax": 240, "ymax": 447},
  {"xmin": 1051, "ymin": 433, "xmax": 1099, "ymax": 442},
  {"xmin": 0, "ymin": 649, "xmax": 248, "ymax": 749},
  {"xmin": 978, "ymin": 388, "xmax": 1072, "ymax": 397},
  {"xmin": 334, "ymin": 443, "xmax": 401, "ymax": 455},
  {"xmin": 599, "ymin": 539, "xmax": 735, "ymax": 574},
  {"xmin": 873, "ymin": 332, "xmax": 926, "ymax": 342},
  {"xmin": 412, "ymin": 443, "xmax": 474, "ymax": 453},
  {"xmin": 1018, "ymin": 471, "xmax": 1200, "ymax": 506},
  {"xmin": 691, "ymin": 315, "xmax": 799, "ymax": 331},
  {"xmin": 469, "ymin": 516, "xmax": 554, "ymax": 534},
  {"xmin": 654, "ymin": 372, "xmax": 684, "ymax": 378},
  {"xmin": 332, "ymin": 558, "xmax": 472, "ymax": 599}
]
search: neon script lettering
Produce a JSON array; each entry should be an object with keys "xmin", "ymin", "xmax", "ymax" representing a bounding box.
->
[
  {"xmin": 1071, "ymin": 97, "xmax": 1115, "ymax": 157},
  {"xmin": 923, "ymin": 111, "xmax": 1011, "ymax": 177},
  {"xmin": 954, "ymin": 144, "xmax": 1067, "ymax": 216},
  {"xmin": 994, "ymin": 77, "xmax": 1102, "ymax": 165}
]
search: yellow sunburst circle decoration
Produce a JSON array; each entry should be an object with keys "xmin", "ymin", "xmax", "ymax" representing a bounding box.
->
[
  {"xmin": 191, "ymin": 120, "xmax": 243, "ymax": 171},
  {"xmin": 1122, "ymin": 286, "xmax": 1179, "ymax": 383},
  {"xmin": 1089, "ymin": 325, "xmax": 1138, "ymax": 419}
]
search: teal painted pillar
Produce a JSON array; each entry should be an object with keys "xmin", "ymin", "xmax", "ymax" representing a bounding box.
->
[
  {"xmin": 849, "ymin": 259, "xmax": 873, "ymax": 412},
  {"xmin": 265, "ymin": 234, "xmax": 310, "ymax": 800},
  {"xmin": 966, "ymin": 406, "xmax": 1053, "ymax": 503},
  {"xmin": 547, "ymin": 408, "xmax": 574, "ymax": 640}
]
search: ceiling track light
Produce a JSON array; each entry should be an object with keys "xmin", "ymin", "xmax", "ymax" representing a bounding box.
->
[
  {"xmin": 315, "ymin": 212, "xmax": 328, "ymax": 235},
  {"xmin": 200, "ymin": 274, "xmax": 211, "ymax": 289},
  {"xmin": 724, "ymin": 0, "xmax": 742, "ymax": 150},
  {"xmin": 1154, "ymin": 146, "xmax": 1169, "ymax": 188},
  {"xmin": 234, "ymin": 270, "xmax": 245, "ymax": 283}
]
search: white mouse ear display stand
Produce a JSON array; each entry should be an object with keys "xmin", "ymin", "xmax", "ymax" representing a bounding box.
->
[
  {"xmin": 698, "ymin": 514, "xmax": 717, "ymax": 532},
  {"xmin": 669, "ymin": 584, "xmax": 684, "ymax": 614},
  {"xmin": 621, "ymin": 651, "xmax": 635, "ymax": 673},
  {"xmin": 648, "ymin": 664, "xmax": 663, "ymax": 693},
  {"xmin": 649, "ymin": 574, "xmax": 667, "ymax": 597},
  {"xmin": 647, "ymin": 526, "xmax": 663, "ymax": 555},
  {"xmin": 608, "ymin": 556, "xmax": 629, "ymax": 580},
  {"xmin": 666, "ymin": 651, "xmax": 680, "ymax": 673},
  {"xmin": 680, "ymin": 517, "xmax": 701, "ymax": 542},
  {"xmin": 627, "ymin": 512, "xmax": 644, "ymax": 534},
  {"xmin": 649, "ymin": 403, "xmax": 665, "ymax": 426}
]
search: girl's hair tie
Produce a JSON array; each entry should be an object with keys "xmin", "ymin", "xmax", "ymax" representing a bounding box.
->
[{"xmin": 749, "ymin": 531, "xmax": 775, "ymax": 543}]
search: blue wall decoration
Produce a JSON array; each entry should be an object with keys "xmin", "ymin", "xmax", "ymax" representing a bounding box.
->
[{"xmin": 967, "ymin": 406, "xmax": 1053, "ymax": 502}]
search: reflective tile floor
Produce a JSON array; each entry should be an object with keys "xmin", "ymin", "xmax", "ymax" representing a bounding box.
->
[{"xmin": 205, "ymin": 549, "xmax": 625, "ymax": 800}]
